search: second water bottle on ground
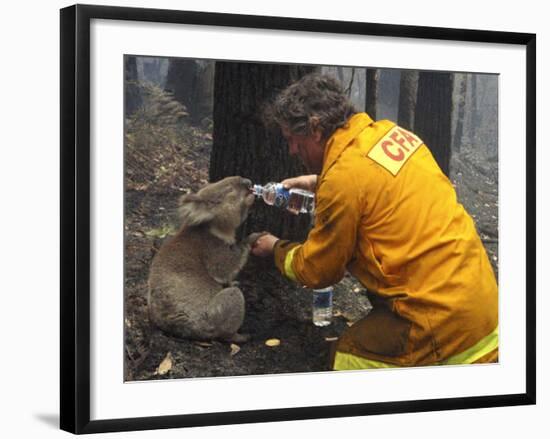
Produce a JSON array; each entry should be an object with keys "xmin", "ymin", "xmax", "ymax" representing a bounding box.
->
[{"xmin": 312, "ymin": 286, "xmax": 333, "ymax": 327}]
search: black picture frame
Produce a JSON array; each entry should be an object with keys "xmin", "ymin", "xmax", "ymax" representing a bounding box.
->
[{"xmin": 60, "ymin": 3, "xmax": 536, "ymax": 434}]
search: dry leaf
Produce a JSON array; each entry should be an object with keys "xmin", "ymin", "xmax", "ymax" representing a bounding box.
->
[
  {"xmin": 145, "ymin": 224, "xmax": 177, "ymax": 239},
  {"xmin": 346, "ymin": 321, "xmax": 354, "ymax": 327},
  {"xmin": 324, "ymin": 337, "xmax": 338, "ymax": 342},
  {"xmin": 265, "ymin": 338, "xmax": 281, "ymax": 347},
  {"xmin": 353, "ymin": 287, "xmax": 362, "ymax": 293},
  {"xmin": 155, "ymin": 352, "xmax": 173, "ymax": 376},
  {"xmin": 230, "ymin": 344, "xmax": 241, "ymax": 356},
  {"xmin": 333, "ymin": 310, "xmax": 343, "ymax": 318},
  {"xmin": 194, "ymin": 341, "xmax": 213, "ymax": 348}
]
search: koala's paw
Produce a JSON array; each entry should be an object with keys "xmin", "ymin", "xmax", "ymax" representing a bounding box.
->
[{"xmin": 246, "ymin": 231, "xmax": 269, "ymax": 246}]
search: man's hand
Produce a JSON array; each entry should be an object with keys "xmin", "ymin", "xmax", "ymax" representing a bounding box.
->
[
  {"xmin": 281, "ymin": 174, "xmax": 318, "ymax": 192},
  {"xmin": 249, "ymin": 233, "xmax": 279, "ymax": 257},
  {"xmin": 246, "ymin": 231, "xmax": 269, "ymax": 246}
]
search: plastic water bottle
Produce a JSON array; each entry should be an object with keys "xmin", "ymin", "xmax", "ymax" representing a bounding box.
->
[
  {"xmin": 312, "ymin": 286, "xmax": 333, "ymax": 327},
  {"xmin": 252, "ymin": 182, "xmax": 315, "ymax": 215}
]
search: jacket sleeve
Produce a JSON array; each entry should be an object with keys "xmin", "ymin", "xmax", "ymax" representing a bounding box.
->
[{"xmin": 273, "ymin": 169, "xmax": 362, "ymax": 288}]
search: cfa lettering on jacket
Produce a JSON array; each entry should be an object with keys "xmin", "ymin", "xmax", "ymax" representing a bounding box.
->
[{"xmin": 368, "ymin": 126, "xmax": 423, "ymax": 176}]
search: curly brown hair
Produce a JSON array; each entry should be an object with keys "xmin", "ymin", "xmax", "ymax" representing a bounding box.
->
[{"xmin": 263, "ymin": 73, "xmax": 357, "ymax": 140}]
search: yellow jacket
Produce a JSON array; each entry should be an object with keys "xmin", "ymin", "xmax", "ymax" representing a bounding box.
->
[{"xmin": 274, "ymin": 113, "xmax": 498, "ymax": 366}]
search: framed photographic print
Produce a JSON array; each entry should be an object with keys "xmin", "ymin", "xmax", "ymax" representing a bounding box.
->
[{"xmin": 60, "ymin": 4, "xmax": 536, "ymax": 434}]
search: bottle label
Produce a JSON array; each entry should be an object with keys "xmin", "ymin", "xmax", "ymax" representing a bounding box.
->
[{"xmin": 273, "ymin": 184, "xmax": 290, "ymax": 208}]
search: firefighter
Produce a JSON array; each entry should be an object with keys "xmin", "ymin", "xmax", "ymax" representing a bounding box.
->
[{"xmin": 251, "ymin": 73, "xmax": 498, "ymax": 369}]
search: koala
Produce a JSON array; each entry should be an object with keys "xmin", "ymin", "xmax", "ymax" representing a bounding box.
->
[{"xmin": 147, "ymin": 176, "xmax": 263, "ymax": 343}]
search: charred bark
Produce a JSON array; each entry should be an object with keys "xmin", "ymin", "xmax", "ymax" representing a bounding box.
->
[
  {"xmin": 397, "ymin": 70, "xmax": 419, "ymax": 131},
  {"xmin": 452, "ymin": 74, "xmax": 468, "ymax": 152},
  {"xmin": 165, "ymin": 58, "xmax": 195, "ymax": 111},
  {"xmin": 414, "ymin": 71, "xmax": 453, "ymax": 176},
  {"xmin": 365, "ymin": 68, "xmax": 379, "ymax": 120},
  {"xmin": 124, "ymin": 56, "xmax": 142, "ymax": 117},
  {"xmin": 165, "ymin": 59, "xmax": 214, "ymax": 125},
  {"xmin": 210, "ymin": 62, "xmax": 316, "ymax": 241}
]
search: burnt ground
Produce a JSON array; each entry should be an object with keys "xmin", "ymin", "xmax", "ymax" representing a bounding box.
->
[
  {"xmin": 450, "ymin": 146, "xmax": 499, "ymax": 279},
  {"xmin": 124, "ymin": 106, "xmax": 498, "ymax": 381}
]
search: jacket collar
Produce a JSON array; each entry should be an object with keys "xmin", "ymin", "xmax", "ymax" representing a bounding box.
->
[{"xmin": 321, "ymin": 112, "xmax": 374, "ymax": 179}]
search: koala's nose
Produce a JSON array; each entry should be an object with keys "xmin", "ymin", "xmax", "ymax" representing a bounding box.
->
[{"xmin": 241, "ymin": 178, "xmax": 252, "ymax": 189}]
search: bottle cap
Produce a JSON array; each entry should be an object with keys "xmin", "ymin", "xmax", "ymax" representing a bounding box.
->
[{"xmin": 252, "ymin": 184, "xmax": 263, "ymax": 197}]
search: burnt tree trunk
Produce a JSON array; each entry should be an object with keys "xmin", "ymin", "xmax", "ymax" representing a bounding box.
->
[
  {"xmin": 452, "ymin": 74, "xmax": 468, "ymax": 152},
  {"xmin": 414, "ymin": 71, "xmax": 453, "ymax": 176},
  {"xmin": 365, "ymin": 68, "xmax": 379, "ymax": 120},
  {"xmin": 192, "ymin": 61, "xmax": 215, "ymax": 125},
  {"xmin": 337, "ymin": 66, "xmax": 345, "ymax": 84},
  {"xmin": 397, "ymin": 70, "xmax": 419, "ymax": 131},
  {"xmin": 124, "ymin": 56, "xmax": 141, "ymax": 117},
  {"xmin": 165, "ymin": 58, "xmax": 196, "ymax": 112},
  {"xmin": 165, "ymin": 59, "xmax": 214, "ymax": 125},
  {"xmin": 466, "ymin": 74, "xmax": 479, "ymax": 148},
  {"xmin": 210, "ymin": 62, "xmax": 316, "ymax": 241}
]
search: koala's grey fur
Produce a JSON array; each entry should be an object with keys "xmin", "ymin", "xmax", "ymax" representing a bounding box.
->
[{"xmin": 148, "ymin": 176, "xmax": 263, "ymax": 343}]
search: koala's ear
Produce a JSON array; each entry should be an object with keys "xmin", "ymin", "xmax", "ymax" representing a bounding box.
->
[{"xmin": 178, "ymin": 193, "xmax": 216, "ymax": 227}]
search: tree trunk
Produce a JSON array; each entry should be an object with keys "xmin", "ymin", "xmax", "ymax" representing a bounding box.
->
[
  {"xmin": 397, "ymin": 70, "xmax": 418, "ymax": 131},
  {"xmin": 210, "ymin": 62, "xmax": 316, "ymax": 241},
  {"xmin": 192, "ymin": 60, "xmax": 215, "ymax": 125},
  {"xmin": 414, "ymin": 71, "xmax": 453, "ymax": 176},
  {"xmin": 483, "ymin": 75, "xmax": 499, "ymax": 160},
  {"xmin": 124, "ymin": 56, "xmax": 141, "ymax": 117},
  {"xmin": 365, "ymin": 68, "xmax": 379, "ymax": 120},
  {"xmin": 337, "ymin": 66, "xmax": 345, "ymax": 84},
  {"xmin": 468, "ymin": 74, "xmax": 478, "ymax": 148},
  {"xmin": 165, "ymin": 58, "xmax": 215, "ymax": 124},
  {"xmin": 452, "ymin": 74, "xmax": 468, "ymax": 152},
  {"xmin": 344, "ymin": 68, "xmax": 356, "ymax": 98}
]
